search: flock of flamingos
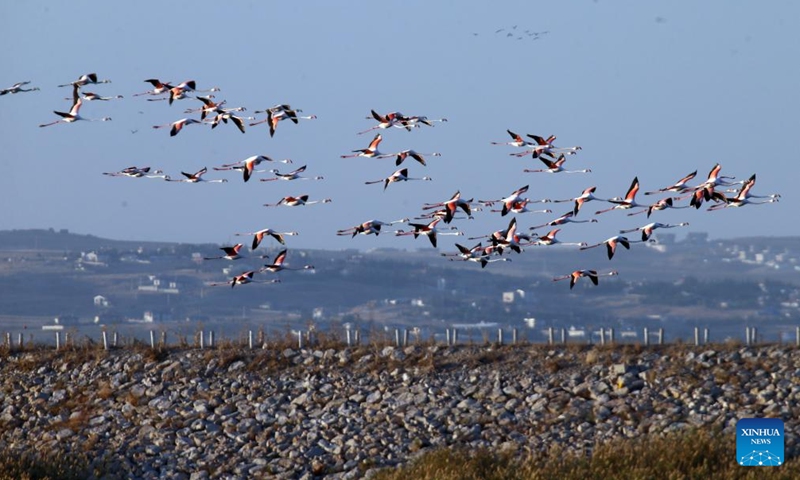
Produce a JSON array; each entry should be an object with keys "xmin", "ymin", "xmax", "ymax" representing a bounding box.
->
[{"xmin": 4, "ymin": 75, "xmax": 781, "ymax": 290}]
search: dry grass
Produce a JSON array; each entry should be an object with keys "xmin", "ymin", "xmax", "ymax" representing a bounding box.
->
[{"xmin": 372, "ymin": 428, "xmax": 799, "ymax": 480}]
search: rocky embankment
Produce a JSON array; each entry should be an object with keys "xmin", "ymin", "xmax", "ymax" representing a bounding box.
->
[{"xmin": 1, "ymin": 343, "xmax": 798, "ymax": 479}]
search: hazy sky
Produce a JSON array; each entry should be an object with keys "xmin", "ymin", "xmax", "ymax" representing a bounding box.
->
[{"xmin": 1, "ymin": 1, "xmax": 797, "ymax": 251}]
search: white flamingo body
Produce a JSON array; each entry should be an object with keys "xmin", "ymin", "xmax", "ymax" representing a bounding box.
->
[
  {"xmin": 263, "ymin": 195, "xmax": 332, "ymax": 207},
  {"xmin": 39, "ymin": 86, "xmax": 112, "ymax": 127},
  {"xmin": 235, "ymin": 229, "xmax": 299, "ymax": 249},
  {"xmin": 620, "ymin": 222, "xmax": 689, "ymax": 241},
  {"xmin": 524, "ymin": 154, "xmax": 591, "ymax": 174},
  {"xmin": 530, "ymin": 211, "xmax": 598, "ymax": 231},
  {"xmin": 553, "ymin": 270, "xmax": 618, "ymax": 289},
  {"xmin": 103, "ymin": 166, "xmax": 164, "ymax": 179},
  {"xmin": 260, "ymin": 249, "xmax": 314, "ymax": 274},
  {"xmin": 152, "ymin": 118, "xmax": 205, "ymax": 137},
  {"xmin": 58, "ymin": 73, "xmax": 111, "ymax": 88},
  {"xmin": 364, "ymin": 168, "xmax": 432, "ymax": 191},
  {"xmin": 260, "ymin": 165, "xmax": 323, "ymax": 182},
  {"xmin": 595, "ymin": 177, "xmax": 645, "ymax": 214},
  {"xmin": 394, "ymin": 218, "xmax": 462, "ymax": 248},
  {"xmin": 1, "ymin": 81, "xmax": 40, "ymax": 95},
  {"xmin": 164, "ymin": 167, "xmax": 227, "ymax": 183},
  {"xmin": 204, "ymin": 243, "xmax": 244, "ymax": 261},
  {"xmin": 337, "ymin": 218, "xmax": 408, "ymax": 237}
]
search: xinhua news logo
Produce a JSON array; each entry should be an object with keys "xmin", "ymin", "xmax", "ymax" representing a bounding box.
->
[{"xmin": 737, "ymin": 418, "xmax": 784, "ymax": 467}]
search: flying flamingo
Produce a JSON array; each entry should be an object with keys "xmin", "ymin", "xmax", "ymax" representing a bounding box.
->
[
  {"xmin": 260, "ymin": 249, "xmax": 315, "ymax": 274},
  {"xmin": 681, "ymin": 163, "xmax": 741, "ymax": 208},
  {"xmin": 553, "ymin": 270, "xmax": 619, "ymax": 290},
  {"xmin": 134, "ymin": 79, "xmax": 174, "ymax": 97},
  {"xmin": 204, "ymin": 244, "xmax": 245, "ymax": 261},
  {"xmin": 620, "ymin": 222, "xmax": 689, "ymax": 241},
  {"xmin": 643, "ymin": 170, "xmax": 697, "ymax": 195},
  {"xmin": 422, "ymin": 190, "xmax": 476, "ymax": 224},
  {"xmin": 74, "ymin": 91, "xmax": 123, "ymax": 101},
  {"xmin": 259, "ymin": 165, "xmax": 323, "ymax": 182},
  {"xmin": 235, "ymin": 228, "xmax": 299, "ymax": 249},
  {"xmin": 393, "ymin": 149, "xmax": 441, "ymax": 167},
  {"xmin": 207, "ymin": 111, "xmax": 253, "ymax": 134},
  {"xmin": 722, "ymin": 174, "xmax": 780, "ymax": 202},
  {"xmin": 580, "ymin": 235, "xmax": 649, "ymax": 259},
  {"xmin": 523, "ymin": 154, "xmax": 591, "ymax": 174},
  {"xmin": 263, "ymin": 195, "xmax": 332, "ymax": 207},
  {"xmin": 401, "ymin": 115, "xmax": 448, "ymax": 129},
  {"xmin": 102, "ymin": 166, "xmax": 165, "ymax": 179},
  {"xmin": 708, "ymin": 174, "xmax": 780, "ymax": 211},
  {"xmin": 531, "ymin": 228, "xmax": 587, "ymax": 248},
  {"xmin": 341, "ymin": 134, "xmax": 386, "ymax": 158},
  {"xmin": 394, "ymin": 218, "xmax": 462, "ymax": 248},
  {"xmin": 490, "ymin": 129, "xmax": 534, "ymax": 148},
  {"xmin": 479, "ymin": 185, "xmax": 549, "ymax": 216},
  {"xmin": 626, "ymin": 197, "xmax": 689, "ymax": 218},
  {"xmin": 39, "ymin": 86, "xmax": 112, "ymax": 127},
  {"xmin": 364, "ymin": 168, "xmax": 432, "ymax": 191},
  {"xmin": 208, "ymin": 271, "xmax": 281, "ymax": 288},
  {"xmin": 337, "ymin": 218, "xmax": 408, "ymax": 237},
  {"xmin": 1, "ymin": 81, "xmax": 40, "ymax": 95},
  {"xmin": 594, "ymin": 177, "xmax": 645, "ymax": 215},
  {"xmin": 164, "ymin": 167, "xmax": 227, "ymax": 183},
  {"xmin": 358, "ymin": 109, "xmax": 407, "ymax": 134},
  {"xmin": 214, "ymin": 155, "xmax": 293, "ymax": 182},
  {"xmin": 250, "ymin": 108, "xmax": 316, "ymax": 137},
  {"xmin": 491, "ymin": 217, "xmax": 536, "ymax": 254},
  {"xmin": 185, "ymin": 96, "xmax": 246, "ymax": 120},
  {"xmin": 441, "ymin": 243, "xmax": 511, "ymax": 268},
  {"xmin": 152, "ymin": 118, "xmax": 206, "ymax": 137},
  {"xmin": 509, "ymin": 134, "xmax": 581, "ymax": 159},
  {"xmin": 550, "ymin": 186, "xmax": 609, "ymax": 217},
  {"xmin": 490, "ymin": 199, "xmax": 551, "ymax": 215},
  {"xmin": 529, "ymin": 211, "xmax": 598, "ymax": 231},
  {"xmin": 58, "ymin": 73, "xmax": 111, "ymax": 88}
]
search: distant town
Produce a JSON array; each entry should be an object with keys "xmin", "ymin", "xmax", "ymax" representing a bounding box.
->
[{"xmin": 1, "ymin": 229, "xmax": 798, "ymax": 345}]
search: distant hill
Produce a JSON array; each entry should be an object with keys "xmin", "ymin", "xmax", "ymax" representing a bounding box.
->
[{"xmin": 0, "ymin": 229, "xmax": 187, "ymax": 252}]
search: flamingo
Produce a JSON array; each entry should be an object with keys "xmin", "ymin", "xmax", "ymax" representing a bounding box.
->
[
  {"xmin": 235, "ymin": 229, "xmax": 299, "ymax": 249},
  {"xmin": 441, "ymin": 243, "xmax": 511, "ymax": 268},
  {"xmin": 722, "ymin": 174, "xmax": 780, "ymax": 201},
  {"xmin": 102, "ymin": 166, "xmax": 165, "ymax": 179},
  {"xmin": 341, "ymin": 134, "xmax": 386, "ymax": 158},
  {"xmin": 531, "ymin": 228, "xmax": 587, "ymax": 248},
  {"xmin": 185, "ymin": 96, "xmax": 246, "ymax": 120},
  {"xmin": 401, "ymin": 115, "xmax": 448, "ymax": 129},
  {"xmin": 1, "ymin": 81, "xmax": 40, "ymax": 95},
  {"xmin": 394, "ymin": 218, "xmax": 462, "ymax": 248},
  {"xmin": 490, "ymin": 129, "xmax": 534, "ymax": 148},
  {"xmin": 479, "ymin": 185, "xmax": 549, "ymax": 216},
  {"xmin": 550, "ymin": 186, "xmax": 609, "ymax": 217},
  {"xmin": 58, "ymin": 73, "xmax": 111, "ymax": 88},
  {"xmin": 207, "ymin": 111, "xmax": 252, "ymax": 134},
  {"xmin": 134, "ymin": 79, "xmax": 174, "ymax": 97},
  {"xmin": 358, "ymin": 109, "xmax": 407, "ymax": 134},
  {"xmin": 643, "ymin": 170, "xmax": 697, "ymax": 195},
  {"xmin": 681, "ymin": 163, "xmax": 741, "ymax": 208},
  {"xmin": 626, "ymin": 197, "xmax": 689, "ymax": 218},
  {"xmin": 260, "ymin": 249, "xmax": 314, "ymax": 273},
  {"xmin": 152, "ymin": 118, "xmax": 205, "ymax": 137},
  {"xmin": 553, "ymin": 270, "xmax": 619, "ymax": 290},
  {"xmin": 263, "ymin": 195, "xmax": 332, "ymax": 207},
  {"xmin": 529, "ymin": 211, "xmax": 598, "ymax": 231},
  {"xmin": 620, "ymin": 222, "xmax": 690, "ymax": 241},
  {"xmin": 594, "ymin": 177, "xmax": 645, "ymax": 215},
  {"xmin": 259, "ymin": 165, "xmax": 323, "ymax": 182},
  {"xmin": 708, "ymin": 174, "xmax": 780, "ymax": 211},
  {"xmin": 490, "ymin": 199, "xmax": 551, "ymax": 215},
  {"xmin": 580, "ymin": 235, "xmax": 648, "ymax": 260},
  {"xmin": 214, "ymin": 155, "xmax": 293, "ymax": 182},
  {"xmin": 75, "ymin": 91, "xmax": 123, "ymax": 101},
  {"xmin": 250, "ymin": 108, "xmax": 316, "ymax": 137},
  {"xmin": 394, "ymin": 149, "xmax": 441, "ymax": 167},
  {"xmin": 523, "ymin": 154, "xmax": 591, "ymax": 174},
  {"xmin": 208, "ymin": 271, "xmax": 281, "ymax": 288},
  {"xmin": 491, "ymin": 217, "xmax": 536, "ymax": 254},
  {"xmin": 364, "ymin": 168, "xmax": 432, "ymax": 191},
  {"xmin": 204, "ymin": 244, "xmax": 245, "ymax": 260},
  {"xmin": 164, "ymin": 167, "xmax": 227, "ymax": 183},
  {"xmin": 337, "ymin": 218, "xmax": 408, "ymax": 237},
  {"xmin": 39, "ymin": 86, "xmax": 112, "ymax": 127},
  {"xmin": 509, "ymin": 134, "xmax": 581, "ymax": 159},
  {"xmin": 422, "ymin": 190, "xmax": 476, "ymax": 224}
]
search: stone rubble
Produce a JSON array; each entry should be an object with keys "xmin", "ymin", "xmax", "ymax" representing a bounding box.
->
[{"xmin": 0, "ymin": 344, "xmax": 798, "ymax": 479}]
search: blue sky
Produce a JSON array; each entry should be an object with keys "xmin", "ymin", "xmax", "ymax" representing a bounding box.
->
[{"xmin": 1, "ymin": 1, "xmax": 797, "ymax": 251}]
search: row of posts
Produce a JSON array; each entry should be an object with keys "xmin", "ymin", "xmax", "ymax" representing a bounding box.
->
[{"xmin": 3, "ymin": 326, "xmax": 799, "ymax": 351}]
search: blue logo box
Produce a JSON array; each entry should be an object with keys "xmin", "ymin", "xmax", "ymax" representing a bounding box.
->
[{"xmin": 737, "ymin": 418, "xmax": 784, "ymax": 467}]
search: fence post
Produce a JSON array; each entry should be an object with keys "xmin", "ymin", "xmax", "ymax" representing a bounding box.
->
[
  {"xmin": 55, "ymin": 332, "xmax": 61, "ymax": 351},
  {"xmin": 395, "ymin": 329, "xmax": 400, "ymax": 347},
  {"xmin": 161, "ymin": 331, "xmax": 167, "ymax": 347},
  {"xmin": 643, "ymin": 327, "xmax": 649, "ymax": 346},
  {"xmin": 4, "ymin": 332, "xmax": 9, "ymax": 351},
  {"xmin": 694, "ymin": 327, "xmax": 700, "ymax": 346},
  {"xmin": 599, "ymin": 328, "xmax": 605, "ymax": 346},
  {"xmin": 497, "ymin": 328, "xmax": 503, "ymax": 346},
  {"xmin": 445, "ymin": 329, "xmax": 451, "ymax": 346},
  {"xmin": 65, "ymin": 332, "xmax": 70, "ymax": 348},
  {"xmin": 199, "ymin": 331, "xmax": 204, "ymax": 349},
  {"xmin": 113, "ymin": 331, "xmax": 118, "ymax": 347},
  {"xmin": 150, "ymin": 330, "xmax": 156, "ymax": 349},
  {"xmin": 453, "ymin": 328, "xmax": 458, "ymax": 345},
  {"xmin": 548, "ymin": 327, "xmax": 554, "ymax": 346},
  {"xmin": 745, "ymin": 326, "xmax": 751, "ymax": 346},
  {"xmin": 512, "ymin": 328, "xmax": 518, "ymax": 345},
  {"xmin": 752, "ymin": 327, "xmax": 757, "ymax": 345},
  {"xmin": 209, "ymin": 330, "xmax": 214, "ymax": 348},
  {"xmin": 796, "ymin": 326, "xmax": 800, "ymax": 348},
  {"xmin": 346, "ymin": 329, "xmax": 352, "ymax": 347},
  {"xmin": 703, "ymin": 328, "xmax": 709, "ymax": 345},
  {"xmin": 249, "ymin": 330, "xmax": 254, "ymax": 350},
  {"xmin": 297, "ymin": 331, "xmax": 303, "ymax": 350},
  {"xmin": 102, "ymin": 331, "xmax": 108, "ymax": 350},
  {"xmin": 560, "ymin": 328, "xmax": 566, "ymax": 345},
  {"xmin": 17, "ymin": 333, "xmax": 23, "ymax": 351},
  {"xmin": 403, "ymin": 329, "xmax": 409, "ymax": 347},
  {"xmin": 658, "ymin": 328, "xmax": 664, "ymax": 345},
  {"xmin": 609, "ymin": 328, "xmax": 615, "ymax": 345}
]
